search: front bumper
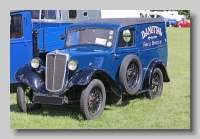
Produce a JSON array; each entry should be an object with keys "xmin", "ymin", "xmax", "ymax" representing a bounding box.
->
[{"xmin": 33, "ymin": 93, "xmax": 68, "ymax": 105}]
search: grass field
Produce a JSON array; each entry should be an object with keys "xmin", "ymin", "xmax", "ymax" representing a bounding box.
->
[{"xmin": 10, "ymin": 27, "xmax": 190, "ymax": 129}]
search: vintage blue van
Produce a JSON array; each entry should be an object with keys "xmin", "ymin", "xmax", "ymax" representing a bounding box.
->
[{"xmin": 14, "ymin": 18, "xmax": 170, "ymax": 120}]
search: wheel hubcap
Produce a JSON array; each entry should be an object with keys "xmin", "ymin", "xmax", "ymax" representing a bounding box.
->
[
  {"xmin": 151, "ymin": 72, "xmax": 160, "ymax": 95},
  {"xmin": 126, "ymin": 62, "xmax": 139, "ymax": 89},
  {"xmin": 88, "ymin": 87, "xmax": 102, "ymax": 116}
]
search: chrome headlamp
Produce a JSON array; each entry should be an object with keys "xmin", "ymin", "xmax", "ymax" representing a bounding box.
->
[
  {"xmin": 30, "ymin": 57, "xmax": 43, "ymax": 69},
  {"xmin": 68, "ymin": 60, "xmax": 78, "ymax": 71}
]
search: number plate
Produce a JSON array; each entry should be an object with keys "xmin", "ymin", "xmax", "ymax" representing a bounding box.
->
[{"xmin": 33, "ymin": 95, "xmax": 63, "ymax": 105}]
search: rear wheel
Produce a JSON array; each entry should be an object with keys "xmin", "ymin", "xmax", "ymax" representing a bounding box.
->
[
  {"xmin": 178, "ymin": 25, "xmax": 182, "ymax": 28},
  {"xmin": 147, "ymin": 68, "xmax": 163, "ymax": 99},
  {"xmin": 17, "ymin": 83, "xmax": 42, "ymax": 112},
  {"xmin": 80, "ymin": 79, "xmax": 106, "ymax": 120}
]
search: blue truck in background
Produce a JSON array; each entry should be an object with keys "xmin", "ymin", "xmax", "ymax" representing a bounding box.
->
[
  {"xmin": 166, "ymin": 19, "xmax": 177, "ymax": 27},
  {"xmin": 10, "ymin": 10, "xmax": 101, "ymax": 84}
]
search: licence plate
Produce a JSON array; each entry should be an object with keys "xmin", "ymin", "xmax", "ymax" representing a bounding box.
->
[{"xmin": 33, "ymin": 95, "xmax": 63, "ymax": 105}]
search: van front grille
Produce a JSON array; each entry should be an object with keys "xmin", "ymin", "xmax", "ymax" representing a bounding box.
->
[{"xmin": 46, "ymin": 53, "xmax": 68, "ymax": 92}]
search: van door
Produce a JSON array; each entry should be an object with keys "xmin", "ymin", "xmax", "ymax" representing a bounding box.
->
[
  {"xmin": 108, "ymin": 26, "xmax": 138, "ymax": 81},
  {"xmin": 10, "ymin": 11, "xmax": 33, "ymax": 84}
]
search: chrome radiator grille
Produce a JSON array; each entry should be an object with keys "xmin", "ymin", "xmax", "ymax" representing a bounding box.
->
[{"xmin": 46, "ymin": 53, "xmax": 68, "ymax": 92}]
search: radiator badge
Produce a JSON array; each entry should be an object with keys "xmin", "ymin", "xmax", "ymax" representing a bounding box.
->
[{"xmin": 54, "ymin": 50, "xmax": 58, "ymax": 56}]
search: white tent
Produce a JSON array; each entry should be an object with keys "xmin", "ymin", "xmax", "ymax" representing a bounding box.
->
[{"xmin": 100, "ymin": 10, "xmax": 148, "ymax": 18}]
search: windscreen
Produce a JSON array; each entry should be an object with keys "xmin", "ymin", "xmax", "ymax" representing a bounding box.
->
[{"xmin": 66, "ymin": 28, "xmax": 115, "ymax": 48}]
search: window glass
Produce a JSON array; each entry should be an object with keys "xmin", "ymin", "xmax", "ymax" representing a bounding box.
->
[
  {"xmin": 41, "ymin": 10, "xmax": 56, "ymax": 19},
  {"xmin": 69, "ymin": 10, "xmax": 77, "ymax": 19},
  {"xmin": 10, "ymin": 14, "xmax": 23, "ymax": 39},
  {"xmin": 118, "ymin": 29, "xmax": 134, "ymax": 47},
  {"xmin": 66, "ymin": 28, "xmax": 115, "ymax": 48},
  {"xmin": 31, "ymin": 10, "xmax": 40, "ymax": 19}
]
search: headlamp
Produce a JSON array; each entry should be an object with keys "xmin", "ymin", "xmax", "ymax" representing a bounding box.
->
[
  {"xmin": 30, "ymin": 57, "xmax": 42, "ymax": 69},
  {"xmin": 68, "ymin": 60, "xmax": 78, "ymax": 71}
]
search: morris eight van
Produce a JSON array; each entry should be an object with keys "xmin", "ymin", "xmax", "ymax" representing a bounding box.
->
[{"xmin": 14, "ymin": 18, "xmax": 170, "ymax": 120}]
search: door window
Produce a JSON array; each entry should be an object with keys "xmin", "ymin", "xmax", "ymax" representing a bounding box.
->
[
  {"xmin": 10, "ymin": 14, "xmax": 23, "ymax": 39},
  {"xmin": 118, "ymin": 28, "xmax": 134, "ymax": 47}
]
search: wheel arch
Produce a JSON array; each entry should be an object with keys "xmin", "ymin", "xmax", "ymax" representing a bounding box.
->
[
  {"xmin": 67, "ymin": 68, "xmax": 122, "ymax": 98},
  {"xmin": 156, "ymin": 63, "xmax": 170, "ymax": 82},
  {"xmin": 14, "ymin": 64, "xmax": 46, "ymax": 93},
  {"xmin": 142, "ymin": 59, "xmax": 170, "ymax": 90}
]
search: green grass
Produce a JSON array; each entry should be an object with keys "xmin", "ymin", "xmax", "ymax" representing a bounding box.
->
[{"xmin": 10, "ymin": 27, "xmax": 190, "ymax": 129}]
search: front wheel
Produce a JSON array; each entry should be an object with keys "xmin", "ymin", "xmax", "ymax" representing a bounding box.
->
[
  {"xmin": 147, "ymin": 68, "xmax": 163, "ymax": 99},
  {"xmin": 17, "ymin": 83, "xmax": 42, "ymax": 112},
  {"xmin": 80, "ymin": 79, "xmax": 106, "ymax": 120}
]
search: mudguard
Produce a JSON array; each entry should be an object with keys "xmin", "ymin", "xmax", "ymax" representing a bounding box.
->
[
  {"xmin": 14, "ymin": 64, "xmax": 46, "ymax": 93},
  {"xmin": 142, "ymin": 59, "xmax": 170, "ymax": 90},
  {"xmin": 67, "ymin": 68, "xmax": 122, "ymax": 97}
]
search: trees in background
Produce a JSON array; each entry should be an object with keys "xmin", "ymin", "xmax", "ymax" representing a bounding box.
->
[{"xmin": 150, "ymin": 10, "xmax": 190, "ymax": 19}]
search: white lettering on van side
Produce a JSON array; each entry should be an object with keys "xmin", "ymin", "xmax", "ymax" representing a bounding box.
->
[
  {"xmin": 143, "ymin": 40, "xmax": 162, "ymax": 47},
  {"xmin": 141, "ymin": 26, "xmax": 162, "ymax": 39},
  {"xmin": 143, "ymin": 42, "xmax": 151, "ymax": 47}
]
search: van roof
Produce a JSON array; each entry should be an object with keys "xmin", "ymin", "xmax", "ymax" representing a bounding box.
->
[
  {"xmin": 10, "ymin": 10, "xmax": 29, "ymax": 13},
  {"xmin": 75, "ymin": 18, "xmax": 165, "ymax": 27}
]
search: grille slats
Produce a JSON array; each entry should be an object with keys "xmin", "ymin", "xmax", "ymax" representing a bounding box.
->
[
  {"xmin": 46, "ymin": 53, "xmax": 68, "ymax": 92},
  {"xmin": 46, "ymin": 54, "xmax": 54, "ymax": 90}
]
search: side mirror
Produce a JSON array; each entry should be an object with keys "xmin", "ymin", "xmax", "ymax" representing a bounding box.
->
[
  {"xmin": 60, "ymin": 34, "xmax": 65, "ymax": 40},
  {"xmin": 123, "ymin": 29, "xmax": 131, "ymax": 42}
]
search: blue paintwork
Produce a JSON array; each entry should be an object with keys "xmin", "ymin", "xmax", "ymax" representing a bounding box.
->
[
  {"xmin": 14, "ymin": 18, "xmax": 170, "ymax": 105},
  {"xmin": 136, "ymin": 23, "xmax": 168, "ymax": 85},
  {"xmin": 10, "ymin": 12, "xmax": 33, "ymax": 85},
  {"xmin": 60, "ymin": 47, "xmax": 111, "ymax": 71},
  {"xmin": 14, "ymin": 64, "xmax": 46, "ymax": 93},
  {"xmin": 32, "ymin": 22, "xmax": 73, "ymax": 29},
  {"xmin": 37, "ymin": 26, "xmax": 70, "ymax": 53},
  {"xmin": 67, "ymin": 68, "xmax": 122, "ymax": 97},
  {"xmin": 10, "ymin": 11, "xmax": 74, "ymax": 84},
  {"xmin": 142, "ymin": 59, "xmax": 170, "ymax": 90}
]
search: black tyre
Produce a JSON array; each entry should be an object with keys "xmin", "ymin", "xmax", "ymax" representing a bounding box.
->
[
  {"xmin": 119, "ymin": 55, "xmax": 142, "ymax": 95},
  {"xmin": 17, "ymin": 83, "xmax": 42, "ymax": 112},
  {"xmin": 80, "ymin": 79, "xmax": 106, "ymax": 120},
  {"xmin": 147, "ymin": 68, "xmax": 163, "ymax": 99}
]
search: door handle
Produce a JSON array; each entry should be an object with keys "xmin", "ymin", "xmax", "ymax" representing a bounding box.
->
[
  {"xmin": 114, "ymin": 54, "xmax": 120, "ymax": 59},
  {"xmin": 24, "ymin": 39, "xmax": 27, "ymax": 45}
]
